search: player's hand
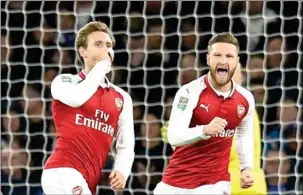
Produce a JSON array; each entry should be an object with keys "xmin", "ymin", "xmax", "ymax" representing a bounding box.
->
[
  {"xmin": 109, "ymin": 170, "xmax": 126, "ymax": 191},
  {"xmin": 240, "ymin": 168, "xmax": 254, "ymax": 188},
  {"xmin": 203, "ymin": 117, "xmax": 228, "ymax": 136},
  {"xmin": 93, "ymin": 46, "xmax": 113, "ymax": 73}
]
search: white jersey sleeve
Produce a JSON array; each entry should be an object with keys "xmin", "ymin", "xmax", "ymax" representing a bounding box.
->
[
  {"xmin": 51, "ymin": 60, "xmax": 111, "ymax": 108},
  {"xmin": 112, "ymin": 89, "xmax": 135, "ymax": 181},
  {"xmin": 167, "ymin": 82, "xmax": 211, "ymax": 147},
  {"xmin": 235, "ymin": 89, "xmax": 255, "ymax": 170}
]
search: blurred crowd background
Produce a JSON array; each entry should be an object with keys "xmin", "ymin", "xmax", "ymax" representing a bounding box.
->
[{"xmin": 1, "ymin": 1, "xmax": 302, "ymax": 195}]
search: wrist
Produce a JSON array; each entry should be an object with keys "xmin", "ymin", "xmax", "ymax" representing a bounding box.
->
[
  {"xmin": 241, "ymin": 167, "xmax": 251, "ymax": 172},
  {"xmin": 201, "ymin": 126, "xmax": 211, "ymax": 140},
  {"xmin": 202, "ymin": 125, "xmax": 210, "ymax": 136},
  {"xmin": 95, "ymin": 60, "xmax": 111, "ymax": 73}
]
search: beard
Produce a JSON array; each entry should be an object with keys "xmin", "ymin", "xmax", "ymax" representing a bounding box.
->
[{"xmin": 209, "ymin": 64, "xmax": 236, "ymax": 87}]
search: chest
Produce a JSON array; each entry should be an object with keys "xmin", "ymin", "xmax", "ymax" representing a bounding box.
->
[
  {"xmin": 79, "ymin": 87, "xmax": 123, "ymax": 125},
  {"xmin": 192, "ymin": 90, "xmax": 248, "ymax": 129}
]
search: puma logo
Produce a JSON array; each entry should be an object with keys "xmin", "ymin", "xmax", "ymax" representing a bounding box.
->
[{"xmin": 200, "ymin": 104, "xmax": 210, "ymax": 112}]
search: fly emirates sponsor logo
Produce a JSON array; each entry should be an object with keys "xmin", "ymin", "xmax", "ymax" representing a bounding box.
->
[
  {"xmin": 75, "ymin": 109, "xmax": 114, "ymax": 136},
  {"xmin": 212, "ymin": 129, "xmax": 235, "ymax": 138}
]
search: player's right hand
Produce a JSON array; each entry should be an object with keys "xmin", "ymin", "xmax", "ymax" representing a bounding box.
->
[
  {"xmin": 94, "ymin": 46, "xmax": 112, "ymax": 73},
  {"xmin": 203, "ymin": 117, "xmax": 228, "ymax": 136}
]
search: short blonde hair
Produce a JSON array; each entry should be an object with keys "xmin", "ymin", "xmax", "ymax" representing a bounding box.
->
[
  {"xmin": 75, "ymin": 21, "xmax": 116, "ymax": 64},
  {"xmin": 208, "ymin": 33, "xmax": 239, "ymax": 52}
]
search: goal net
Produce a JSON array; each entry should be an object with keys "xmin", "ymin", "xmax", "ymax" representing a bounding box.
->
[{"xmin": 1, "ymin": 1, "xmax": 302, "ymax": 195}]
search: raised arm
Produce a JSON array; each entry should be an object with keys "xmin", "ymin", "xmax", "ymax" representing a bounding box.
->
[{"xmin": 51, "ymin": 60, "xmax": 111, "ymax": 108}]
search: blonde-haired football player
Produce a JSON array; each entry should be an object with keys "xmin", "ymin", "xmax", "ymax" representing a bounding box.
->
[{"xmin": 41, "ymin": 21, "xmax": 135, "ymax": 195}]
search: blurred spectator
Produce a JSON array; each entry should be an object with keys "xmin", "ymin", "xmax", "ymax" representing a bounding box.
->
[
  {"xmin": 180, "ymin": 18, "xmax": 197, "ymax": 52},
  {"xmin": 43, "ymin": 68, "xmax": 58, "ymax": 98},
  {"xmin": 249, "ymin": 82, "xmax": 266, "ymax": 120},
  {"xmin": 57, "ymin": 8, "xmax": 76, "ymax": 48},
  {"xmin": 163, "ymin": 96, "xmax": 174, "ymax": 121},
  {"xmin": 179, "ymin": 18, "xmax": 210, "ymax": 58},
  {"xmin": 277, "ymin": 98, "xmax": 298, "ymax": 125},
  {"xmin": 247, "ymin": 54, "xmax": 265, "ymax": 83},
  {"xmin": 236, "ymin": 1, "xmax": 280, "ymax": 52},
  {"xmin": 1, "ymin": 31, "xmax": 26, "ymax": 101},
  {"xmin": 178, "ymin": 53, "xmax": 203, "ymax": 85},
  {"xmin": 1, "ymin": 31, "xmax": 11, "ymax": 64},
  {"xmin": 1, "ymin": 103, "xmax": 27, "ymax": 144},
  {"xmin": 1, "ymin": 138, "xmax": 43, "ymax": 195},
  {"xmin": 25, "ymin": 20, "xmax": 58, "ymax": 82},
  {"xmin": 264, "ymin": 150, "xmax": 290, "ymax": 194},
  {"xmin": 145, "ymin": 1, "xmax": 163, "ymax": 14},
  {"xmin": 265, "ymin": 36, "xmax": 299, "ymax": 122},
  {"xmin": 266, "ymin": 36, "xmax": 288, "ymax": 69},
  {"xmin": 75, "ymin": 1, "xmax": 95, "ymax": 29},
  {"xmin": 127, "ymin": 18, "xmax": 174, "ymax": 113},
  {"xmin": 132, "ymin": 113, "xmax": 172, "ymax": 194},
  {"xmin": 19, "ymin": 84, "xmax": 53, "ymax": 168},
  {"xmin": 265, "ymin": 98, "xmax": 299, "ymax": 158},
  {"xmin": 283, "ymin": 124, "xmax": 303, "ymax": 191}
]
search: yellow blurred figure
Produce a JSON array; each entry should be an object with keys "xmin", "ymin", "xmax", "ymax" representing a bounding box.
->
[{"xmin": 161, "ymin": 64, "xmax": 267, "ymax": 194}]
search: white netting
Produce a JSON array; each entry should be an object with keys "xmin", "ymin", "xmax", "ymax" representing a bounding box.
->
[{"xmin": 1, "ymin": 1, "xmax": 302, "ymax": 195}]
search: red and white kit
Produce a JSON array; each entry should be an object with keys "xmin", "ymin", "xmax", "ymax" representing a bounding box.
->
[
  {"xmin": 41, "ymin": 61, "xmax": 135, "ymax": 195},
  {"xmin": 154, "ymin": 74, "xmax": 254, "ymax": 194}
]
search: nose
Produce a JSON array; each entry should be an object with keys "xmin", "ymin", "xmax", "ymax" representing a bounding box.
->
[{"xmin": 219, "ymin": 56, "xmax": 228, "ymax": 64}]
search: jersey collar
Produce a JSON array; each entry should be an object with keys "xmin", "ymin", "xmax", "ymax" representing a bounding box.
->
[
  {"xmin": 204, "ymin": 73, "xmax": 236, "ymax": 98},
  {"xmin": 78, "ymin": 69, "xmax": 111, "ymax": 88}
]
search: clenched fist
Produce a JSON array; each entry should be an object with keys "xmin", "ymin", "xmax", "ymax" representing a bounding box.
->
[
  {"xmin": 240, "ymin": 168, "xmax": 254, "ymax": 188},
  {"xmin": 203, "ymin": 117, "xmax": 228, "ymax": 136},
  {"xmin": 109, "ymin": 170, "xmax": 126, "ymax": 191}
]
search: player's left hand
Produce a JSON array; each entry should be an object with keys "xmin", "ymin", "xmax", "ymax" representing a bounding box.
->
[
  {"xmin": 240, "ymin": 168, "xmax": 254, "ymax": 188},
  {"xmin": 109, "ymin": 170, "xmax": 126, "ymax": 191}
]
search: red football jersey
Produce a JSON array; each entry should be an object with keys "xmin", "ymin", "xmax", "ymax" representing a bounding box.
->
[
  {"xmin": 162, "ymin": 74, "xmax": 254, "ymax": 189},
  {"xmin": 44, "ymin": 64, "xmax": 135, "ymax": 194}
]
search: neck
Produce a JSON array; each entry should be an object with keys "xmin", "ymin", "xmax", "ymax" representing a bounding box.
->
[
  {"xmin": 209, "ymin": 74, "xmax": 232, "ymax": 92},
  {"xmin": 84, "ymin": 65, "xmax": 92, "ymax": 74}
]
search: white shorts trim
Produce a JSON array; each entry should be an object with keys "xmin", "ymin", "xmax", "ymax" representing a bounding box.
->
[
  {"xmin": 41, "ymin": 167, "xmax": 92, "ymax": 195},
  {"xmin": 154, "ymin": 181, "xmax": 230, "ymax": 194}
]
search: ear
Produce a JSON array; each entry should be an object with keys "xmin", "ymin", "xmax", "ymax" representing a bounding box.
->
[
  {"xmin": 78, "ymin": 46, "xmax": 86, "ymax": 58},
  {"xmin": 206, "ymin": 54, "xmax": 210, "ymax": 66}
]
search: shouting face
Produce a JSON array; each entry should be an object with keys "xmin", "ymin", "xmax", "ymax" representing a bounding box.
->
[{"xmin": 207, "ymin": 42, "xmax": 239, "ymax": 86}]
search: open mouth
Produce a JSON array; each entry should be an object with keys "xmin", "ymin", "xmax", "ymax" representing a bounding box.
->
[{"xmin": 216, "ymin": 67, "xmax": 228, "ymax": 77}]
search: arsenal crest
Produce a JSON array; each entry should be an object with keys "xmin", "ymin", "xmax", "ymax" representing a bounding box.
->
[
  {"xmin": 115, "ymin": 98, "xmax": 123, "ymax": 111},
  {"xmin": 72, "ymin": 186, "xmax": 82, "ymax": 195},
  {"xmin": 237, "ymin": 105, "xmax": 245, "ymax": 118}
]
